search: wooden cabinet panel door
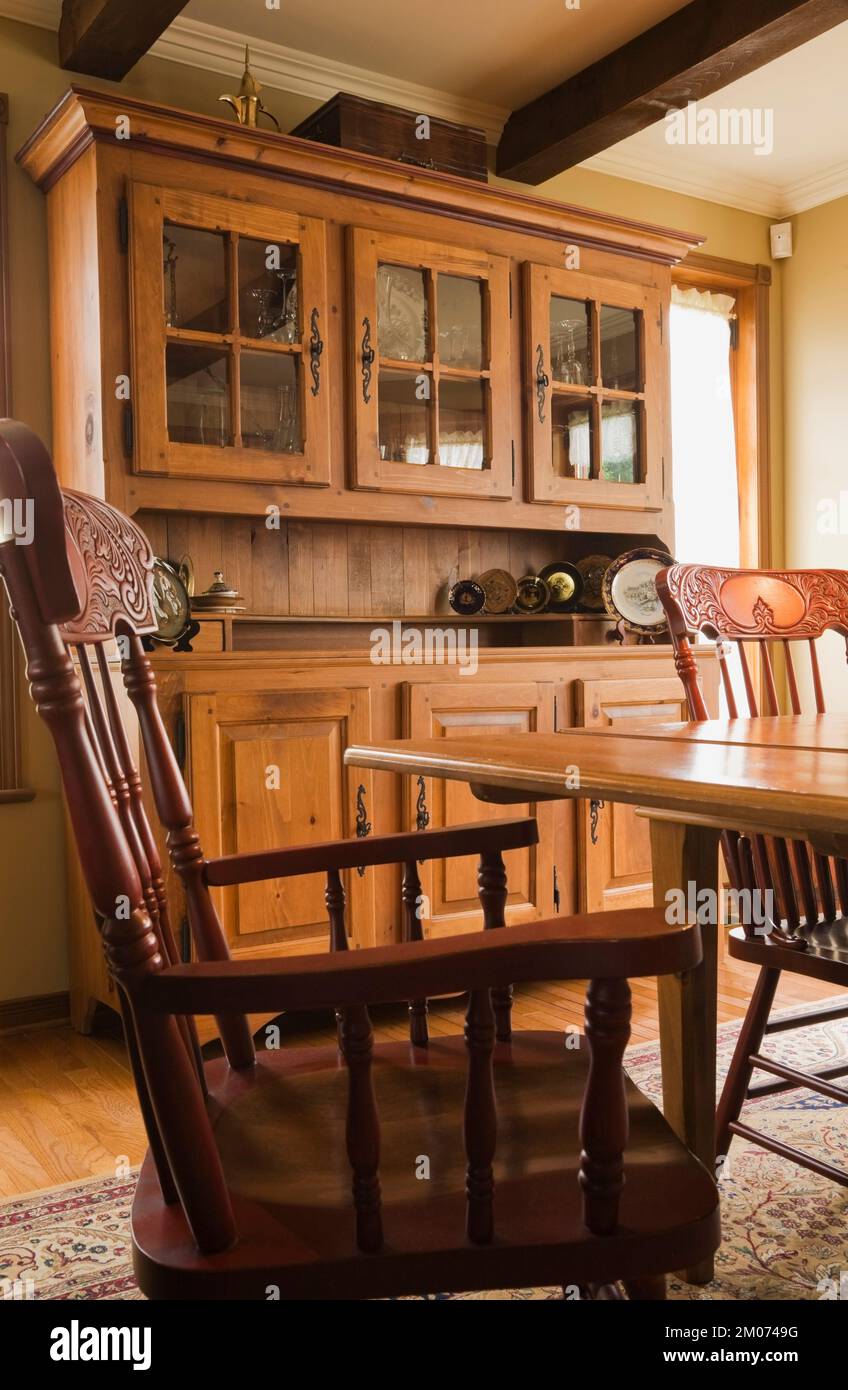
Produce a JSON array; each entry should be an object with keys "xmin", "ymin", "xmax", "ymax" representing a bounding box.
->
[
  {"xmin": 403, "ymin": 682, "xmax": 557, "ymax": 937},
  {"xmin": 129, "ymin": 184, "xmax": 331, "ymax": 487},
  {"xmin": 187, "ymin": 687, "xmax": 374, "ymax": 958},
  {"xmin": 523, "ymin": 262, "xmax": 665, "ymax": 513},
  {"xmin": 348, "ymin": 226, "xmax": 512, "ymax": 499},
  {"xmin": 575, "ymin": 676, "xmax": 687, "ymax": 913}
]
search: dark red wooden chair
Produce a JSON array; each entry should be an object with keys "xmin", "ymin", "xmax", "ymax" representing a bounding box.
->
[
  {"xmin": 657, "ymin": 562, "xmax": 848, "ymax": 1185},
  {"xmin": 0, "ymin": 421, "xmax": 718, "ymax": 1300}
]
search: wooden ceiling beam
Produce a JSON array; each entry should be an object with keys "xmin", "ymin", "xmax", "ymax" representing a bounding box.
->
[
  {"xmin": 497, "ymin": 0, "xmax": 848, "ymax": 184},
  {"xmin": 59, "ymin": 0, "xmax": 191, "ymax": 79}
]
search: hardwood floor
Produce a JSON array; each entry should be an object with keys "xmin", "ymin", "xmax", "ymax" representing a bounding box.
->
[{"xmin": 0, "ymin": 946, "xmax": 838, "ymax": 1199}]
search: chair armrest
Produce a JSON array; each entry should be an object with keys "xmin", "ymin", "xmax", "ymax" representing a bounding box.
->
[
  {"xmin": 138, "ymin": 908, "xmax": 701, "ymax": 1017},
  {"xmin": 204, "ymin": 817, "xmax": 538, "ymax": 886}
]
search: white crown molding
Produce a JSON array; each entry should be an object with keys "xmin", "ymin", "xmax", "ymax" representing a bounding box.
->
[
  {"xmin": 152, "ymin": 17, "xmax": 508, "ymax": 140},
  {"xmin": 779, "ymin": 161, "xmax": 848, "ymax": 216},
  {"xmin": 0, "ymin": 2, "xmax": 509, "ymax": 142},
  {"xmin": 581, "ymin": 149, "xmax": 786, "ymax": 219},
  {"xmin": 3, "ymin": 1, "xmax": 847, "ymax": 216}
]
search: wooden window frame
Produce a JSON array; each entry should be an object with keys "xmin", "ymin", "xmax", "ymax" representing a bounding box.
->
[
  {"xmin": 0, "ymin": 93, "xmax": 33, "ymax": 804},
  {"xmin": 672, "ymin": 252, "xmax": 772, "ymax": 568}
]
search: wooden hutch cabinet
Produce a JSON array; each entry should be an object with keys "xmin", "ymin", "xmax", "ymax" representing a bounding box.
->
[{"xmin": 18, "ymin": 88, "xmax": 718, "ymax": 1037}]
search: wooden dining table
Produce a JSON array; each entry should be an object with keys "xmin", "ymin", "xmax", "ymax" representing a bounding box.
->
[{"xmin": 345, "ymin": 714, "xmax": 848, "ymax": 1281}]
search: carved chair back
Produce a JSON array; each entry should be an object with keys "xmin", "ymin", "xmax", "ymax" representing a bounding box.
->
[
  {"xmin": 0, "ymin": 422, "xmax": 270, "ymax": 1246},
  {"xmin": 657, "ymin": 563, "xmax": 848, "ymax": 932}
]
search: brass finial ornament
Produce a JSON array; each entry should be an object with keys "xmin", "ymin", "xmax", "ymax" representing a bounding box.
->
[{"xmin": 219, "ymin": 46, "xmax": 280, "ymax": 129}]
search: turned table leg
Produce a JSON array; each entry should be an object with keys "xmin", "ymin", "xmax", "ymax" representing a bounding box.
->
[{"xmin": 649, "ymin": 816, "xmax": 721, "ymax": 1285}]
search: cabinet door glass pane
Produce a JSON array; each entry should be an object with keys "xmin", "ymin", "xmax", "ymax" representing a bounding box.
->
[
  {"xmin": 600, "ymin": 400, "xmax": 639, "ymax": 482},
  {"xmin": 550, "ymin": 296, "xmax": 591, "ymax": 385},
  {"xmin": 552, "ymin": 393, "xmax": 593, "ymax": 479},
  {"xmin": 437, "ymin": 275, "xmax": 484, "ymax": 369},
  {"xmin": 378, "ymin": 369, "xmax": 431, "ymax": 463},
  {"xmin": 166, "ymin": 344, "xmax": 231, "ymax": 445},
  {"xmin": 439, "ymin": 378, "xmax": 485, "ymax": 469},
  {"xmin": 600, "ymin": 305, "xmax": 640, "ymax": 391},
  {"xmin": 377, "ymin": 264, "xmax": 428, "ymax": 362},
  {"xmin": 241, "ymin": 351, "xmax": 302, "ymax": 453},
  {"xmin": 239, "ymin": 237, "xmax": 299, "ymax": 343},
  {"xmin": 163, "ymin": 225, "xmax": 229, "ymax": 332}
]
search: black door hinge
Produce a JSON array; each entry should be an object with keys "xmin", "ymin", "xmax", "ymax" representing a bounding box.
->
[
  {"xmin": 553, "ymin": 865, "xmax": 561, "ymax": 912},
  {"xmin": 174, "ymin": 710, "xmax": 186, "ymax": 772},
  {"xmin": 119, "ymin": 197, "xmax": 129, "ymax": 253},
  {"xmin": 511, "ymin": 439, "xmax": 516, "ymax": 486},
  {"xmin": 508, "ymin": 274, "xmax": 513, "ymax": 318},
  {"xmin": 729, "ymin": 314, "xmax": 739, "ymax": 350},
  {"xmin": 122, "ymin": 404, "xmax": 134, "ymax": 458}
]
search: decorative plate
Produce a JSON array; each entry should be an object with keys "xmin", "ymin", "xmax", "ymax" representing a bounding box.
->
[
  {"xmin": 513, "ymin": 575, "xmax": 551, "ymax": 614},
  {"xmin": 575, "ymin": 554, "xmax": 613, "ymax": 612},
  {"xmin": 151, "ymin": 558, "xmax": 191, "ymax": 642},
  {"xmin": 538, "ymin": 562, "xmax": 584, "ymax": 613},
  {"xmin": 478, "ymin": 568, "xmax": 517, "ymax": 614},
  {"xmin": 448, "ymin": 579, "xmax": 486, "ymax": 616},
  {"xmin": 602, "ymin": 547, "xmax": 674, "ymax": 635}
]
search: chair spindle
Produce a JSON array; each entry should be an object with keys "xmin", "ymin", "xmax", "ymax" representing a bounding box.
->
[
  {"xmin": 478, "ymin": 850, "xmax": 512, "ymax": 1042},
  {"xmin": 578, "ymin": 977, "xmax": 631, "ymax": 1235},
  {"xmin": 401, "ymin": 860, "xmax": 429, "ymax": 1047}
]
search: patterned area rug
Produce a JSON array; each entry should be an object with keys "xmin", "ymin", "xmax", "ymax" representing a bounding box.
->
[{"xmin": 2, "ymin": 998, "xmax": 846, "ymax": 1301}]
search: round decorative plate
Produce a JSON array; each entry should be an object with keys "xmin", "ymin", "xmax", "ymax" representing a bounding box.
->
[
  {"xmin": 538, "ymin": 562, "xmax": 584, "ymax": 613},
  {"xmin": 151, "ymin": 558, "xmax": 191, "ymax": 642},
  {"xmin": 575, "ymin": 554, "xmax": 613, "ymax": 611},
  {"xmin": 449, "ymin": 579, "xmax": 486, "ymax": 616},
  {"xmin": 601, "ymin": 547, "xmax": 674, "ymax": 635},
  {"xmin": 478, "ymin": 568, "xmax": 517, "ymax": 614},
  {"xmin": 513, "ymin": 575, "xmax": 551, "ymax": 614}
]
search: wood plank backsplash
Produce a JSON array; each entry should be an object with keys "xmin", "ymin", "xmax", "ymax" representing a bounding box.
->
[{"xmin": 138, "ymin": 513, "xmax": 651, "ymax": 618}]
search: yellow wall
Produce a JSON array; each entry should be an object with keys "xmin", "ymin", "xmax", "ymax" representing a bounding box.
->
[
  {"xmin": 0, "ymin": 17, "xmax": 781, "ymax": 1000},
  {"xmin": 782, "ymin": 195, "xmax": 848, "ymax": 711}
]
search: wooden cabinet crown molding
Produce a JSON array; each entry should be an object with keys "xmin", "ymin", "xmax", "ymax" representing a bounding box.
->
[{"xmin": 16, "ymin": 87, "xmax": 704, "ymax": 267}]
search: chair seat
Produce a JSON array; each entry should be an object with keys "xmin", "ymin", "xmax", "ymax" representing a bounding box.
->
[
  {"xmin": 729, "ymin": 918, "xmax": 848, "ymax": 986},
  {"xmin": 132, "ymin": 1030, "xmax": 719, "ymax": 1300}
]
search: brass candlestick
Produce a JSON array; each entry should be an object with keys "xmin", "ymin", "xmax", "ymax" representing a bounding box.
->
[{"xmin": 219, "ymin": 46, "xmax": 280, "ymax": 129}]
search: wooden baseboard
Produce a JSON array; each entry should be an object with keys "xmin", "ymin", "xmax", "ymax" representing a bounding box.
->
[{"xmin": 0, "ymin": 991, "xmax": 71, "ymax": 1034}]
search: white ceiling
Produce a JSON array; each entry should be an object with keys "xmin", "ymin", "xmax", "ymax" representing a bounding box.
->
[
  {"xmin": 6, "ymin": 0, "xmax": 848, "ymax": 215},
  {"xmin": 186, "ymin": 0, "xmax": 691, "ymax": 109}
]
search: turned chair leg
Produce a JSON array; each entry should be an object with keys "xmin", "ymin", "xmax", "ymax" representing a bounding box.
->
[{"xmin": 716, "ymin": 965, "xmax": 781, "ymax": 1160}]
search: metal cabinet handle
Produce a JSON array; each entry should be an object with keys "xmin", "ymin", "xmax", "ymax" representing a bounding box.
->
[
  {"xmin": 361, "ymin": 317, "xmax": 375, "ymax": 403},
  {"xmin": 589, "ymin": 798, "xmax": 605, "ymax": 846},
  {"xmin": 535, "ymin": 343, "xmax": 549, "ymax": 424},
  {"xmin": 308, "ymin": 307, "xmax": 323, "ymax": 397},
  {"xmin": 355, "ymin": 783, "xmax": 371, "ymax": 877},
  {"xmin": 415, "ymin": 775, "xmax": 430, "ymax": 832}
]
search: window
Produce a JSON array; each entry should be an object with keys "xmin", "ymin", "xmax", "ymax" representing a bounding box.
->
[
  {"xmin": 672, "ymin": 254, "xmax": 772, "ymax": 569},
  {"xmin": 670, "ymin": 285, "xmax": 740, "ymax": 568}
]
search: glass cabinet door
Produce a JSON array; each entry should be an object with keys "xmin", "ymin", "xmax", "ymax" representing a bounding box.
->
[
  {"xmin": 524, "ymin": 263, "xmax": 664, "ymax": 511},
  {"xmin": 349, "ymin": 227, "xmax": 511, "ymax": 498},
  {"xmin": 129, "ymin": 184, "xmax": 330, "ymax": 486}
]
